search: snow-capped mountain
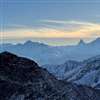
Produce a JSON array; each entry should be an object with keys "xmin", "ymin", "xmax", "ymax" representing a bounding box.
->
[
  {"xmin": 43, "ymin": 55, "xmax": 100, "ymax": 89},
  {"xmin": 65, "ymin": 55, "xmax": 100, "ymax": 89},
  {"xmin": 0, "ymin": 38, "xmax": 100, "ymax": 65},
  {"xmin": 42, "ymin": 60, "xmax": 82, "ymax": 79}
]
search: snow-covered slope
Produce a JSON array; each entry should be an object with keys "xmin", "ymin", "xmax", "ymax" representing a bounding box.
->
[
  {"xmin": 64, "ymin": 55, "xmax": 100, "ymax": 89},
  {"xmin": 42, "ymin": 60, "xmax": 82, "ymax": 79},
  {"xmin": 43, "ymin": 55, "xmax": 100, "ymax": 89}
]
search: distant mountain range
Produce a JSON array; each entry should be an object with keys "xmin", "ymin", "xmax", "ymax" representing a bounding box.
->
[
  {"xmin": 0, "ymin": 38, "xmax": 100, "ymax": 65},
  {"xmin": 0, "ymin": 52, "xmax": 100, "ymax": 100}
]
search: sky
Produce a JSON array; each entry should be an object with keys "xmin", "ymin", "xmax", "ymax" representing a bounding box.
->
[{"xmin": 0, "ymin": 0, "xmax": 100, "ymax": 45}]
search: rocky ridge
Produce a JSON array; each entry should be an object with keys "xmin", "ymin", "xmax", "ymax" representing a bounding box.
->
[{"xmin": 0, "ymin": 51, "xmax": 100, "ymax": 100}]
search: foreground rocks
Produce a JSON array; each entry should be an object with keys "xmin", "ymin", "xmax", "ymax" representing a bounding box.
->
[{"xmin": 0, "ymin": 51, "xmax": 100, "ymax": 100}]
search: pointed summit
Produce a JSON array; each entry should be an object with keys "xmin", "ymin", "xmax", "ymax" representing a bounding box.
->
[
  {"xmin": 24, "ymin": 40, "xmax": 48, "ymax": 47},
  {"xmin": 78, "ymin": 39, "xmax": 85, "ymax": 46}
]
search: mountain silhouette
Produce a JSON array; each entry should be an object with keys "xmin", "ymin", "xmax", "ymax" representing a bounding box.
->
[{"xmin": 0, "ymin": 51, "xmax": 100, "ymax": 100}]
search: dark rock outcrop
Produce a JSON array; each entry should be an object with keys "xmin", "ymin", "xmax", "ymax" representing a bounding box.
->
[{"xmin": 0, "ymin": 51, "xmax": 100, "ymax": 100}]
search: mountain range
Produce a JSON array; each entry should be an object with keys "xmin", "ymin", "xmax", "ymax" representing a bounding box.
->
[
  {"xmin": 65, "ymin": 55, "xmax": 100, "ymax": 89},
  {"xmin": 0, "ymin": 38, "xmax": 100, "ymax": 65},
  {"xmin": 43, "ymin": 55, "xmax": 100, "ymax": 89},
  {"xmin": 0, "ymin": 51, "xmax": 100, "ymax": 100}
]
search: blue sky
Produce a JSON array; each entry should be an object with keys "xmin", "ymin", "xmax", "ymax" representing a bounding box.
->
[{"xmin": 0, "ymin": 0, "xmax": 100, "ymax": 45}]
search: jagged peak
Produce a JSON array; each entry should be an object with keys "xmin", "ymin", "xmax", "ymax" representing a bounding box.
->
[
  {"xmin": 78, "ymin": 39, "xmax": 86, "ymax": 46},
  {"xmin": 24, "ymin": 40, "xmax": 48, "ymax": 47}
]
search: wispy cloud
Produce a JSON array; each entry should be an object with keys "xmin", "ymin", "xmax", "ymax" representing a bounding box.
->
[
  {"xmin": 1, "ymin": 20, "xmax": 100, "ymax": 39},
  {"xmin": 41, "ymin": 20, "xmax": 100, "ymax": 37},
  {"xmin": 42, "ymin": 19, "xmax": 100, "ymax": 26}
]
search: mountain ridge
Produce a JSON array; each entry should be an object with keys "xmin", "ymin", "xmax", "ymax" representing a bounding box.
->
[
  {"xmin": 0, "ymin": 51, "xmax": 100, "ymax": 100},
  {"xmin": 1, "ymin": 37, "xmax": 100, "ymax": 47},
  {"xmin": 0, "ymin": 37, "xmax": 100, "ymax": 65}
]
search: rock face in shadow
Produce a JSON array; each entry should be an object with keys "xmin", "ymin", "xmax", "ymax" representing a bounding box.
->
[{"xmin": 0, "ymin": 51, "xmax": 100, "ymax": 100}]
